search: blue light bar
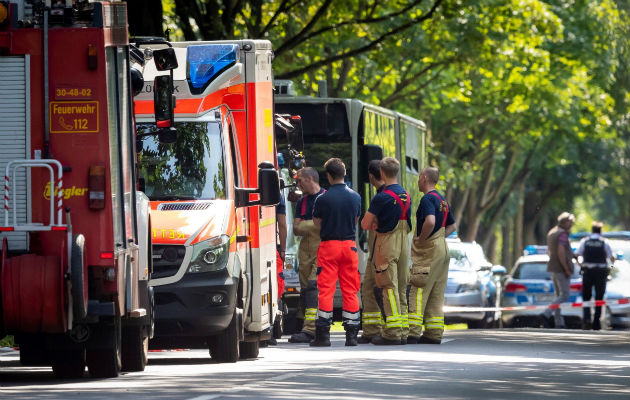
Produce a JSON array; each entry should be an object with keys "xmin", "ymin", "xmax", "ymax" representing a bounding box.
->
[
  {"xmin": 524, "ymin": 245, "xmax": 548, "ymax": 256},
  {"xmin": 187, "ymin": 44, "xmax": 239, "ymax": 90}
]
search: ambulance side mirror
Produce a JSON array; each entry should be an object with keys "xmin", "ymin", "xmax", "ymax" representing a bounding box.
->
[
  {"xmin": 234, "ymin": 162, "xmax": 280, "ymax": 208},
  {"xmin": 154, "ymin": 75, "xmax": 175, "ymax": 129},
  {"xmin": 153, "ymin": 48, "xmax": 178, "ymax": 71}
]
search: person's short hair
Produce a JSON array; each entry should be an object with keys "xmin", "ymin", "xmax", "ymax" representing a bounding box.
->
[
  {"xmin": 420, "ymin": 167, "xmax": 439, "ymax": 184},
  {"xmin": 557, "ymin": 212, "xmax": 575, "ymax": 224},
  {"xmin": 324, "ymin": 158, "xmax": 346, "ymax": 180},
  {"xmin": 380, "ymin": 157, "xmax": 399, "ymax": 178},
  {"xmin": 368, "ymin": 160, "xmax": 382, "ymax": 180},
  {"xmin": 297, "ymin": 167, "xmax": 319, "ymax": 183},
  {"xmin": 591, "ymin": 221, "xmax": 603, "ymax": 234}
]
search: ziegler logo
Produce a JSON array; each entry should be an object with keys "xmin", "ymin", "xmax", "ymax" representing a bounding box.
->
[
  {"xmin": 152, "ymin": 229, "xmax": 187, "ymax": 240},
  {"xmin": 43, "ymin": 182, "xmax": 88, "ymax": 200}
]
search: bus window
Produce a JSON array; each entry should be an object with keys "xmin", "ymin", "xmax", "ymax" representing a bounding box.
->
[{"xmin": 275, "ymin": 102, "xmax": 351, "ymax": 188}]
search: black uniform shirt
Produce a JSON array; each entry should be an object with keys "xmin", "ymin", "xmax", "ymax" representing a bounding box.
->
[
  {"xmin": 295, "ymin": 188, "xmax": 325, "ymax": 220},
  {"xmin": 313, "ymin": 183, "xmax": 361, "ymax": 241},
  {"xmin": 367, "ymin": 183, "xmax": 412, "ymax": 233},
  {"xmin": 416, "ymin": 190, "xmax": 455, "ymax": 238}
]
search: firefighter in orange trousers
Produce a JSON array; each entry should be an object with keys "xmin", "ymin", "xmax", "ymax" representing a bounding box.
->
[
  {"xmin": 310, "ymin": 158, "xmax": 362, "ymax": 347},
  {"xmin": 289, "ymin": 167, "xmax": 326, "ymax": 343},
  {"xmin": 361, "ymin": 157, "xmax": 411, "ymax": 345}
]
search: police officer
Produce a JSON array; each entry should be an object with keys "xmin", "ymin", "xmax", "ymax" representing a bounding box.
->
[
  {"xmin": 576, "ymin": 221, "xmax": 615, "ymax": 330},
  {"xmin": 310, "ymin": 158, "xmax": 362, "ymax": 347},
  {"xmin": 408, "ymin": 167, "xmax": 456, "ymax": 344},
  {"xmin": 361, "ymin": 157, "xmax": 411, "ymax": 345},
  {"xmin": 358, "ymin": 160, "xmax": 386, "ymax": 343},
  {"xmin": 288, "ymin": 167, "xmax": 326, "ymax": 343}
]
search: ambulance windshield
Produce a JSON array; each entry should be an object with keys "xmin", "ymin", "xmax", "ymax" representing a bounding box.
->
[{"xmin": 136, "ymin": 120, "xmax": 225, "ymax": 201}]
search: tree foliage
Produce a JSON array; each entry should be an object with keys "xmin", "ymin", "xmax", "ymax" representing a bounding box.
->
[{"xmin": 129, "ymin": 0, "xmax": 629, "ymax": 261}]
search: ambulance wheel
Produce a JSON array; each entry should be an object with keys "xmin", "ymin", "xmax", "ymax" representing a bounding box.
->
[
  {"xmin": 121, "ymin": 325, "xmax": 148, "ymax": 372},
  {"xmin": 52, "ymin": 348, "xmax": 85, "ymax": 379},
  {"xmin": 239, "ymin": 340, "xmax": 259, "ymax": 359},
  {"xmin": 87, "ymin": 317, "xmax": 122, "ymax": 378},
  {"xmin": 208, "ymin": 309, "xmax": 239, "ymax": 363},
  {"xmin": 71, "ymin": 234, "xmax": 88, "ymax": 320}
]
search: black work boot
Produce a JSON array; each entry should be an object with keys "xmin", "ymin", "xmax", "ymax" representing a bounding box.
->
[
  {"xmin": 310, "ymin": 325, "xmax": 331, "ymax": 347},
  {"xmin": 371, "ymin": 335, "xmax": 402, "ymax": 345},
  {"xmin": 418, "ymin": 335, "xmax": 441, "ymax": 344},
  {"xmin": 288, "ymin": 331, "xmax": 314, "ymax": 343},
  {"xmin": 344, "ymin": 326, "xmax": 359, "ymax": 347},
  {"xmin": 357, "ymin": 335, "xmax": 373, "ymax": 344}
]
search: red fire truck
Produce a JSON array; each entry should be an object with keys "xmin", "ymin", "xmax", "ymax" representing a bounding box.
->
[
  {"xmin": 0, "ymin": 1, "xmax": 154, "ymax": 378},
  {"xmin": 132, "ymin": 39, "xmax": 281, "ymax": 362}
]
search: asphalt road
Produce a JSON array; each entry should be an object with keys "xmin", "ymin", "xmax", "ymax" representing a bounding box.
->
[{"xmin": 1, "ymin": 329, "xmax": 628, "ymax": 400}]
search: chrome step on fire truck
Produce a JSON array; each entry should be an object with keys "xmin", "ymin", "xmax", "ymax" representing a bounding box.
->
[
  {"xmin": 132, "ymin": 39, "xmax": 281, "ymax": 362},
  {"xmin": 0, "ymin": 0, "xmax": 165, "ymax": 378}
]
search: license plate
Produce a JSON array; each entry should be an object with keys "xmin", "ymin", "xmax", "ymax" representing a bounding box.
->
[{"xmin": 535, "ymin": 294, "xmax": 555, "ymax": 302}]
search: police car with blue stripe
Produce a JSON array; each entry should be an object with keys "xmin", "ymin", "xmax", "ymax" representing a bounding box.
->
[{"xmin": 501, "ymin": 245, "xmax": 583, "ymax": 328}]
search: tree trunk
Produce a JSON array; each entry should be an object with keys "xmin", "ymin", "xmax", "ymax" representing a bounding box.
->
[
  {"xmin": 512, "ymin": 182, "xmax": 525, "ymax": 263},
  {"xmin": 126, "ymin": 0, "xmax": 164, "ymax": 37},
  {"xmin": 502, "ymin": 218, "xmax": 513, "ymax": 271}
]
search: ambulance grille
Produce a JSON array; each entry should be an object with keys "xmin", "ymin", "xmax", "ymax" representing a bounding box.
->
[
  {"xmin": 152, "ymin": 245, "xmax": 186, "ymax": 279},
  {"xmin": 158, "ymin": 202, "xmax": 213, "ymax": 211}
]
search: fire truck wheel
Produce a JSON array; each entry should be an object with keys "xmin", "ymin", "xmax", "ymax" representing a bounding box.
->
[
  {"xmin": 87, "ymin": 316, "xmax": 122, "ymax": 378},
  {"xmin": 52, "ymin": 348, "xmax": 86, "ymax": 379},
  {"xmin": 71, "ymin": 234, "xmax": 88, "ymax": 320},
  {"xmin": 208, "ymin": 309, "xmax": 239, "ymax": 363},
  {"xmin": 238, "ymin": 340, "xmax": 259, "ymax": 359},
  {"xmin": 121, "ymin": 325, "xmax": 148, "ymax": 372}
]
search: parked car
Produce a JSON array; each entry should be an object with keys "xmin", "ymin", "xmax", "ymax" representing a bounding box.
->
[
  {"xmin": 501, "ymin": 252, "xmax": 583, "ymax": 328},
  {"xmin": 444, "ymin": 245, "xmax": 501, "ymax": 328},
  {"xmin": 606, "ymin": 260, "xmax": 630, "ymax": 328},
  {"xmin": 445, "ymin": 240, "xmax": 506, "ymax": 328}
]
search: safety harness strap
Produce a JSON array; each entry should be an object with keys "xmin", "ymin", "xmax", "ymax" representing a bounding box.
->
[
  {"xmin": 300, "ymin": 189, "xmax": 326, "ymax": 217},
  {"xmin": 428, "ymin": 191, "xmax": 448, "ymax": 228},
  {"xmin": 382, "ymin": 189, "xmax": 410, "ymax": 221}
]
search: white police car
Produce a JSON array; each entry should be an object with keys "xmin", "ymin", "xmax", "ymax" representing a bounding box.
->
[{"xmin": 501, "ymin": 245, "xmax": 583, "ymax": 328}]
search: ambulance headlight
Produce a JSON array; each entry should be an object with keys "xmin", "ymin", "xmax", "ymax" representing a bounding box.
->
[{"xmin": 188, "ymin": 235, "xmax": 230, "ymax": 274}]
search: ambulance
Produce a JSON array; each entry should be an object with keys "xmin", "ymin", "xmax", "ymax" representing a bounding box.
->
[{"xmin": 133, "ymin": 40, "xmax": 280, "ymax": 361}]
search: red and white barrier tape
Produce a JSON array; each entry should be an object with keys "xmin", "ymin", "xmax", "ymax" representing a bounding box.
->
[{"xmin": 443, "ymin": 297, "xmax": 630, "ymax": 313}]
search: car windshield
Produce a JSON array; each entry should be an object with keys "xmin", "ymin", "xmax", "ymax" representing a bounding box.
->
[
  {"xmin": 449, "ymin": 248, "xmax": 473, "ymax": 269},
  {"xmin": 514, "ymin": 261, "xmax": 580, "ymax": 280},
  {"xmin": 609, "ymin": 239, "xmax": 630, "ymax": 261},
  {"xmin": 610, "ymin": 261, "xmax": 630, "ymax": 282},
  {"xmin": 136, "ymin": 120, "xmax": 225, "ymax": 201}
]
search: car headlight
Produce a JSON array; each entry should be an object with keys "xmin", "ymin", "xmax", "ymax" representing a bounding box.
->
[
  {"xmin": 187, "ymin": 235, "xmax": 230, "ymax": 274},
  {"xmin": 457, "ymin": 282, "xmax": 481, "ymax": 293}
]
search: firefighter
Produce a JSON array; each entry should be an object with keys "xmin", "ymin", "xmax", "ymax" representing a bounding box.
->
[
  {"xmin": 288, "ymin": 167, "xmax": 326, "ymax": 343},
  {"xmin": 361, "ymin": 157, "xmax": 411, "ymax": 345},
  {"xmin": 408, "ymin": 167, "xmax": 456, "ymax": 344},
  {"xmin": 575, "ymin": 221, "xmax": 615, "ymax": 330},
  {"xmin": 310, "ymin": 158, "xmax": 362, "ymax": 347},
  {"xmin": 358, "ymin": 160, "xmax": 386, "ymax": 343}
]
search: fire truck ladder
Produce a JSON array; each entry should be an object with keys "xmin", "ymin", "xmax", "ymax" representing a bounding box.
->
[{"xmin": 1, "ymin": 159, "xmax": 66, "ymax": 232}]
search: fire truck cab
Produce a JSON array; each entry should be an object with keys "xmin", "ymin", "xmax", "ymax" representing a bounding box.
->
[
  {"xmin": 133, "ymin": 40, "xmax": 280, "ymax": 362},
  {"xmin": 0, "ymin": 1, "xmax": 154, "ymax": 378}
]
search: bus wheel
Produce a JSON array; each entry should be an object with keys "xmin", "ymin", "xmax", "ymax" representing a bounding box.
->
[
  {"xmin": 239, "ymin": 340, "xmax": 259, "ymax": 359},
  {"xmin": 52, "ymin": 347, "xmax": 85, "ymax": 379},
  {"xmin": 87, "ymin": 316, "xmax": 122, "ymax": 378},
  {"xmin": 121, "ymin": 325, "xmax": 148, "ymax": 372},
  {"xmin": 209, "ymin": 309, "xmax": 239, "ymax": 363}
]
